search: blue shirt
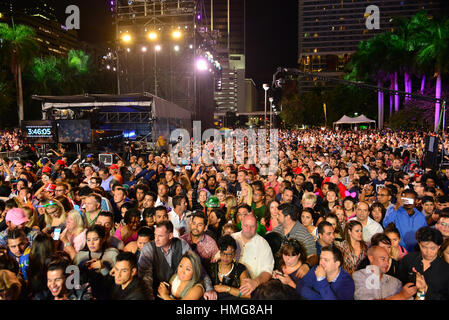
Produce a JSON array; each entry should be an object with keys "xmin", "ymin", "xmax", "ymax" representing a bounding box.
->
[
  {"xmin": 383, "ymin": 206, "xmax": 427, "ymax": 252},
  {"xmin": 300, "ymin": 266, "xmax": 354, "ymax": 300},
  {"xmin": 316, "ymin": 241, "xmax": 322, "ymax": 257},
  {"xmin": 101, "ymin": 175, "xmax": 115, "ymax": 192}
]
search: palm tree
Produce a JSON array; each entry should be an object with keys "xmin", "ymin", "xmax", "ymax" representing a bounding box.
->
[
  {"xmin": 415, "ymin": 17, "xmax": 449, "ymax": 131},
  {"xmin": 31, "ymin": 56, "xmax": 63, "ymax": 94},
  {"xmin": 68, "ymin": 49, "xmax": 89, "ymax": 73},
  {"xmin": 346, "ymin": 33, "xmax": 393, "ymax": 129},
  {"xmin": 0, "ymin": 21, "xmax": 38, "ymax": 125}
]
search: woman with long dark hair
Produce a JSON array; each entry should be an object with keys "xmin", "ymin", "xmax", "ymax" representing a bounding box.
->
[
  {"xmin": 336, "ymin": 220, "xmax": 368, "ymax": 274},
  {"xmin": 158, "ymin": 251, "xmax": 205, "ymax": 300},
  {"xmin": 28, "ymin": 234, "xmax": 55, "ymax": 298},
  {"xmin": 272, "ymin": 238, "xmax": 308, "ymax": 293},
  {"xmin": 74, "ymin": 224, "xmax": 119, "ymax": 299},
  {"xmin": 261, "ymin": 200, "xmax": 280, "ymax": 232}
]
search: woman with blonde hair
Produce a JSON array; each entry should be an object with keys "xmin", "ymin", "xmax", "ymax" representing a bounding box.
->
[
  {"xmin": 23, "ymin": 206, "xmax": 39, "ymax": 230},
  {"xmin": 224, "ymin": 195, "xmax": 238, "ymax": 223},
  {"xmin": 238, "ymin": 182, "xmax": 252, "ymax": 206},
  {"xmin": 158, "ymin": 250, "xmax": 204, "ymax": 300},
  {"xmin": 42, "ymin": 199, "xmax": 67, "ymax": 235},
  {"xmin": 215, "ymin": 187, "xmax": 227, "ymax": 208},
  {"xmin": 179, "ymin": 175, "xmax": 192, "ymax": 192},
  {"xmin": 59, "ymin": 210, "xmax": 88, "ymax": 260}
]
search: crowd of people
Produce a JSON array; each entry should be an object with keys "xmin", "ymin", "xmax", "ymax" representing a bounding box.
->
[{"xmin": 0, "ymin": 128, "xmax": 448, "ymax": 300}]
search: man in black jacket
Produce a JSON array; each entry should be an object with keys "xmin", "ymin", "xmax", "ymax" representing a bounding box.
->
[
  {"xmin": 397, "ymin": 226, "xmax": 449, "ymax": 300},
  {"xmin": 111, "ymin": 252, "xmax": 147, "ymax": 300}
]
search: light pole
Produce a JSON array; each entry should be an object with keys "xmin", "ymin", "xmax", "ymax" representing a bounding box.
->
[
  {"xmin": 141, "ymin": 46, "xmax": 147, "ymax": 92},
  {"xmin": 154, "ymin": 45, "xmax": 161, "ymax": 97},
  {"xmin": 269, "ymin": 96, "xmax": 273, "ymax": 130},
  {"xmin": 263, "ymin": 84, "xmax": 269, "ymax": 128}
]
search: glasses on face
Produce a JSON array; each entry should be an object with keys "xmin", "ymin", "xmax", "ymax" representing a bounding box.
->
[
  {"xmin": 439, "ymin": 222, "xmax": 449, "ymax": 228},
  {"xmin": 46, "ymin": 207, "xmax": 59, "ymax": 215},
  {"xmin": 220, "ymin": 251, "xmax": 235, "ymax": 257}
]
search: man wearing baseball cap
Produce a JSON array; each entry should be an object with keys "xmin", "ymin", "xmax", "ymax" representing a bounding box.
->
[{"xmin": 0, "ymin": 208, "xmax": 40, "ymax": 247}]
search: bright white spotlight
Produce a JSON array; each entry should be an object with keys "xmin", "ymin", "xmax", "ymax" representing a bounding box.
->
[
  {"xmin": 196, "ymin": 58, "xmax": 208, "ymax": 71},
  {"xmin": 172, "ymin": 30, "xmax": 182, "ymax": 39},
  {"xmin": 122, "ymin": 34, "xmax": 132, "ymax": 43},
  {"xmin": 141, "ymin": 46, "xmax": 147, "ymax": 52},
  {"xmin": 155, "ymin": 45, "xmax": 161, "ymax": 52},
  {"xmin": 126, "ymin": 48, "xmax": 130, "ymax": 52},
  {"xmin": 174, "ymin": 45, "xmax": 180, "ymax": 52},
  {"xmin": 147, "ymin": 31, "xmax": 158, "ymax": 40}
]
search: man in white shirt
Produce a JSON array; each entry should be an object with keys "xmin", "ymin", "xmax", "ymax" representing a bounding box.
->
[
  {"xmin": 353, "ymin": 246, "xmax": 415, "ymax": 300},
  {"xmin": 155, "ymin": 183, "xmax": 173, "ymax": 211},
  {"xmin": 168, "ymin": 195, "xmax": 191, "ymax": 238},
  {"xmin": 232, "ymin": 214, "xmax": 274, "ymax": 297},
  {"xmin": 350, "ymin": 201, "xmax": 383, "ymax": 244}
]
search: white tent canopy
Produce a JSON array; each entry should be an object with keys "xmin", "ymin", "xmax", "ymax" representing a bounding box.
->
[{"xmin": 333, "ymin": 114, "xmax": 376, "ymax": 128}]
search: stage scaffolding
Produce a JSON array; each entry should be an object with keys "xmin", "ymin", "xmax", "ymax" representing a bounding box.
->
[{"xmin": 113, "ymin": 0, "xmax": 219, "ymax": 121}]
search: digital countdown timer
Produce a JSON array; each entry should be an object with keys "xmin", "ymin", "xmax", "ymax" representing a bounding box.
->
[
  {"xmin": 27, "ymin": 127, "xmax": 52, "ymax": 136},
  {"xmin": 22, "ymin": 121, "xmax": 56, "ymax": 143}
]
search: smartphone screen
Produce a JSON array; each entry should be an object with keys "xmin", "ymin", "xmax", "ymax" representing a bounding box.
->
[{"xmin": 53, "ymin": 228, "xmax": 61, "ymax": 241}]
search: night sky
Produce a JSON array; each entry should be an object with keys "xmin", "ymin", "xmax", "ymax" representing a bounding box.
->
[{"xmin": 54, "ymin": 0, "xmax": 298, "ymax": 95}]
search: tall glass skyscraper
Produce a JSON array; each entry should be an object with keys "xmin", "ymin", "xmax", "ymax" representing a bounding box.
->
[{"xmin": 298, "ymin": 0, "xmax": 443, "ymax": 92}]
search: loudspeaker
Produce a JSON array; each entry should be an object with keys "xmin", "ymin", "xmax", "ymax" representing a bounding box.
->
[
  {"xmin": 423, "ymin": 136, "xmax": 439, "ymax": 169},
  {"xmin": 99, "ymin": 154, "xmax": 113, "ymax": 166}
]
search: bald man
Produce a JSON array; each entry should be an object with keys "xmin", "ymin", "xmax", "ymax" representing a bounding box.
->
[
  {"xmin": 232, "ymin": 214, "xmax": 274, "ymax": 297},
  {"xmin": 353, "ymin": 246, "xmax": 416, "ymax": 300}
]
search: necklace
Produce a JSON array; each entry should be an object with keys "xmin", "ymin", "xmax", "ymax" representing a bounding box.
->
[{"xmin": 218, "ymin": 263, "xmax": 234, "ymax": 278}]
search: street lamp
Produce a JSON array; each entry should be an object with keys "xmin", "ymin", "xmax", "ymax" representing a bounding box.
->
[
  {"xmin": 263, "ymin": 84, "xmax": 270, "ymax": 128},
  {"xmin": 269, "ymin": 97, "xmax": 274, "ymax": 130}
]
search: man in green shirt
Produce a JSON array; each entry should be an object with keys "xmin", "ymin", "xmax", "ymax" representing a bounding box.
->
[{"xmin": 251, "ymin": 188, "xmax": 266, "ymax": 222}]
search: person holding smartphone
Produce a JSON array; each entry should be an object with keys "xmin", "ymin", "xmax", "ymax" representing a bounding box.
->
[
  {"xmin": 208, "ymin": 235, "xmax": 250, "ymax": 300},
  {"xmin": 383, "ymin": 189, "xmax": 427, "ymax": 252},
  {"xmin": 397, "ymin": 227, "xmax": 449, "ymax": 300},
  {"xmin": 41, "ymin": 199, "xmax": 67, "ymax": 237},
  {"xmin": 74, "ymin": 224, "xmax": 119, "ymax": 299},
  {"xmin": 272, "ymin": 239, "xmax": 308, "ymax": 294}
]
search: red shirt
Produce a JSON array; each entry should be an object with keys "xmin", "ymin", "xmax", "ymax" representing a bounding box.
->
[{"xmin": 265, "ymin": 181, "xmax": 280, "ymax": 194}]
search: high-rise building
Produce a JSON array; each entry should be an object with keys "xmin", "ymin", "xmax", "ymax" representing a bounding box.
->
[
  {"xmin": 205, "ymin": 0, "xmax": 245, "ymax": 55},
  {"xmin": 0, "ymin": 0, "xmax": 79, "ymax": 57},
  {"xmin": 298, "ymin": 0, "xmax": 443, "ymax": 92},
  {"xmin": 205, "ymin": 0, "xmax": 256, "ymax": 115},
  {"xmin": 13, "ymin": 0, "xmax": 57, "ymax": 21}
]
